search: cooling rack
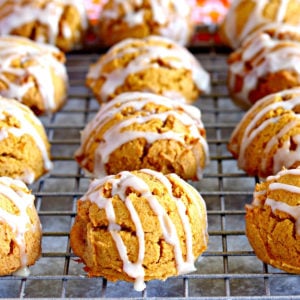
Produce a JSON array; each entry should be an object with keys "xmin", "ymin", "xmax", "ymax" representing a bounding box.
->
[{"xmin": 1, "ymin": 38, "xmax": 300, "ymax": 299}]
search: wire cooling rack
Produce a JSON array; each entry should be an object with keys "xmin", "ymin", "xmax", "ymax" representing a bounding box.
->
[{"xmin": 0, "ymin": 41, "xmax": 300, "ymax": 299}]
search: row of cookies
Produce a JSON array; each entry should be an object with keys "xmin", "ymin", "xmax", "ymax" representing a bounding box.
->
[
  {"xmin": 220, "ymin": 0, "xmax": 300, "ymax": 274},
  {"xmin": 0, "ymin": 0, "xmax": 199, "ymax": 51},
  {"xmin": 70, "ymin": 35, "xmax": 212, "ymax": 290}
]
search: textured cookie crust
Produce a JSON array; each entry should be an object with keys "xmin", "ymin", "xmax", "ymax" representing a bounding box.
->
[
  {"xmin": 86, "ymin": 35, "xmax": 210, "ymax": 104},
  {"xmin": 97, "ymin": 0, "xmax": 193, "ymax": 47},
  {"xmin": 0, "ymin": 36, "xmax": 68, "ymax": 115},
  {"xmin": 0, "ymin": 177, "xmax": 42, "ymax": 276},
  {"xmin": 227, "ymin": 24, "xmax": 300, "ymax": 109},
  {"xmin": 0, "ymin": 0, "xmax": 88, "ymax": 52},
  {"xmin": 75, "ymin": 92, "xmax": 209, "ymax": 180},
  {"xmin": 219, "ymin": 0, "xmax": 300, "ymax": 49},
  {"xmin": 246, "ymin": 168, "xmax": 300, "ymax": 273},
  {"xmin": 228, "ymin": 88, "xmax": 300, "ymax": 178},
  {"xmin": 0, "ymin": 96, "xmax": 52, "ymax": 184},
  {"xmin": 70, "ymin": 169, "xmax": 208, "ymax": 290}
]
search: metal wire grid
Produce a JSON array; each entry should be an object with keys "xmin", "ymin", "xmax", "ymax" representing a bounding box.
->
[{"xmin": 0, "ymin": 48, "xmax": 300, "ymax": 299}]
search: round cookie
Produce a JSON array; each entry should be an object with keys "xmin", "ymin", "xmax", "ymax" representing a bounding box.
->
[
  {"xmin": 97, "ymin": 0, "xmax": 194, "ymax": 47},
  {"xmin": 246, "ymin": 167, "xmax": 300, "ymax": 274},
  {"xmin": 70, "ymin": 169, "xmax": 208, "ymax": 290},
  {"xmin": 227, "ymin": 24, "xmax": 300, "ymax": 109},
  {"xmin": 0, "ymin": 176, "xmax": 42, "ymax": 276},
  {"xmin": 0, "ymin": 0, "xmax": 88, "ymax": 52},
  {"xmin": 228, "ymin": 88, "xmax": 300, "ymax": 178},
  {"xmin": 86, "ymin": 36, "xmax": 210, "ymax": 104},
  {"xmin": 219, "ymin": 0, "xmax": 300, "ymax": 49},
  {"xmin": 0, "ymin": 96, "xmax": 52, "ymax": 184},
  {"xmin": 0, "ymin": 35, "xmax": 68, "ymax": 115},
  {"xmin": 75, "ymin": 92, "xmax": 209, "ymax": 181}
]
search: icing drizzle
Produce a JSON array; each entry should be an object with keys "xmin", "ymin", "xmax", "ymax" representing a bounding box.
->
[
  {"xmin": 75, "ymin": 92, "xmax": 209, "ymax": 179},
  {"xmin": 87, "ymin": 36, "xmax": 210, "ymax": 102},
  {"xmin": 82, "ymin": 169, "xmax": 207, "ymax": 291}
]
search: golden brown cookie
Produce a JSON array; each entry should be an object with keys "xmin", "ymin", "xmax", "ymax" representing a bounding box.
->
[
  {"xmin": 0, "ymin": 96, "xmax": 52, "ymax": 184},
  {"xmin": 70, "ymin": 169, "xmax": 208, "ymax": 290},
  {"xmin": 75, "ymin": 92, "xmax": 209, "ymax": 181},
  {"xmin": 227, "ymin": 24, "xmax": 300, "ymax": 109},
  {"xmin": 86, "ymin": 35, "xmax": 210, "ymax": 104},
  {"xmin": 0, "ymin": 35, "xmax": 68, "ymax": 115},
  {"xmin": 0, "ymin": 176, "xmax": 42, "ymax": 276},
  {"xmin": 0, "ymin": 0, "xmax": 88, "ymax": 52},
  {"xmin": 228, "ymin": 88, "xmax": 300, "ymax": 178},
  {"xmin": 219, "ymin": 0, "xmax": 300, "ymax": 49},
  {"xmin": 97, "ymin": 0, "xmax": 194, "ymax": 47},
  {"xmin": 246, "ymin": 167, "xmax": 300, "ymax": 274}
]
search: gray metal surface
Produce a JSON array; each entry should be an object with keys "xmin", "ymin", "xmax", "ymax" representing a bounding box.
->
[{"xmin": 0, "ymin": 48, "xmax": 300, "ymax": 299}]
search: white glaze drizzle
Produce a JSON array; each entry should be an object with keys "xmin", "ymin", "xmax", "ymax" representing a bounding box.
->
[
  {"xmin": 101, "ymin": 0, "xmax": 191, "ymax": 45},
  {"xmin": 228, "ymin": 27, "xmax": 300, "ymax": 106},
  {"xmin": 233, "ymin": 89, "xmax": 300, "ymax": 176},
  {"xmin": 223, "ymin": 0, "xmax": 295, "ymax": 48},
  {"xmin": 82, "ymin": 169, "xmax": 206, "ymax": 291},
  {"xmin": 0, "ymin": 177, "xmax": 37, "ymax": 272},
  {"xmin": 0, "ymin": 35, "xmax": 68, "ymax": 113},
  {"xmin": 75, "ymin": 92, "xmax": 209, "ymax": 179},
  {"xmin": 87, "ymin": 36, "xmax": 210, "ymax": 102},
  {"xmin": 0, "ymin": 96, "xmax": 52, "ymax": 183},
  {"xmin": 0, "ymin": 0, "xmax": 88, "ymax": 46}
]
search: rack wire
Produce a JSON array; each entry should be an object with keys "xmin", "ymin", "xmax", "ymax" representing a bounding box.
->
[{"xmin": 1, "ymin": 42, "xmax": 300, "ymax": 299}]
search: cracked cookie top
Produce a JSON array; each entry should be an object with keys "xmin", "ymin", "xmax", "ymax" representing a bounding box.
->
[
  {"xmin": 75, "ymin": 92, "xmax": 209, "ymax": 180},
  {"xmin": 70, "ymin": 169, "xmax": 208, "ymax": 290},
  {"xmin": 86, "ymin": 35, "xmax": 210, "ymax": 104}
]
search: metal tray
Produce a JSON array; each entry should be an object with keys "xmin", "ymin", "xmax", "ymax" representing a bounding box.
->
[{"xmin": 0, "ymin": 42, "xmax": 300, "ymax": 299}]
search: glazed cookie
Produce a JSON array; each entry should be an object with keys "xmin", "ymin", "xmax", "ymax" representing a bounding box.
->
[
  {"xmin": 75, "ymin": 92, "xmax": 209, "ymax": 181},
  {"xmin": 86, "ymin": 36, "xmax": 210, "ymax": 104},
  {"xmin": 227, "ymin": 24, "xmax": 300, "ymax": 109},
  {"xmin": 0, "ymin": 0, "xmax": 88, "ymax": 52},
  {"xmin": 219, "ymin": 0, "xmax": 300, "ymax": 49},
  {"xmin": 0, "ymin": 35, "xmax": 68, "ymax": 115},
  {"xmin": 246, "ymin": 167, "xmax": 300, "ymax": 273},
  {"xmin": 0, "ymin": 96, "xmax": 52, "ymax": 184},
  {"xmin": 97, "ymin": 0, "xmax": 193, "ymax": 47},
  {"xmin": 70, "ymin": 169, "xmax": 208, "ymax": 290},
  {"xmin": 228, "ymin": 88, "xmax": 300, "ymax": 178},
  {"xmin": 0, "ymin": 176, "xmax": 42, "ymax": 276}
]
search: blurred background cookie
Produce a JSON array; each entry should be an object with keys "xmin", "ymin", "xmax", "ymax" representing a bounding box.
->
[
  {"xmin": 97, "ymin": 0, "xmax": 194, "ymax": 47},
  {"xmin": 86, "ymin": 35, "xmax": 210, "ymax": 104},
  {"xmin": 70, "ymin": 169, "xmax": 208, "ymax": 290},
  {"xmin": 227, "ymin": 24, "xmax": 300, "ymax": 109},
  {"xmin": 0, "ymin": 96, "xmax": 52, "ymax": 184},
  {"xmin": 246, "ymin": 167, "xmax": 300, "ymax": 274},
  {"xmin": 75, "ymin": 92, "xmax": 209, "ymax": 181},
  {"xmin": 0, "ymin": 36, "xmax": 68, "ymax": 115},
  {"xmin": 0, "ymin": 0, "xmax": 88, "ymax": 52},
  {"xmin": 0, "ymin": 177, "xmax": 42, "ymax": 276},
  {"xmin": 219, "ymin": 0, "xmax": 300, "ymax": 49}
]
